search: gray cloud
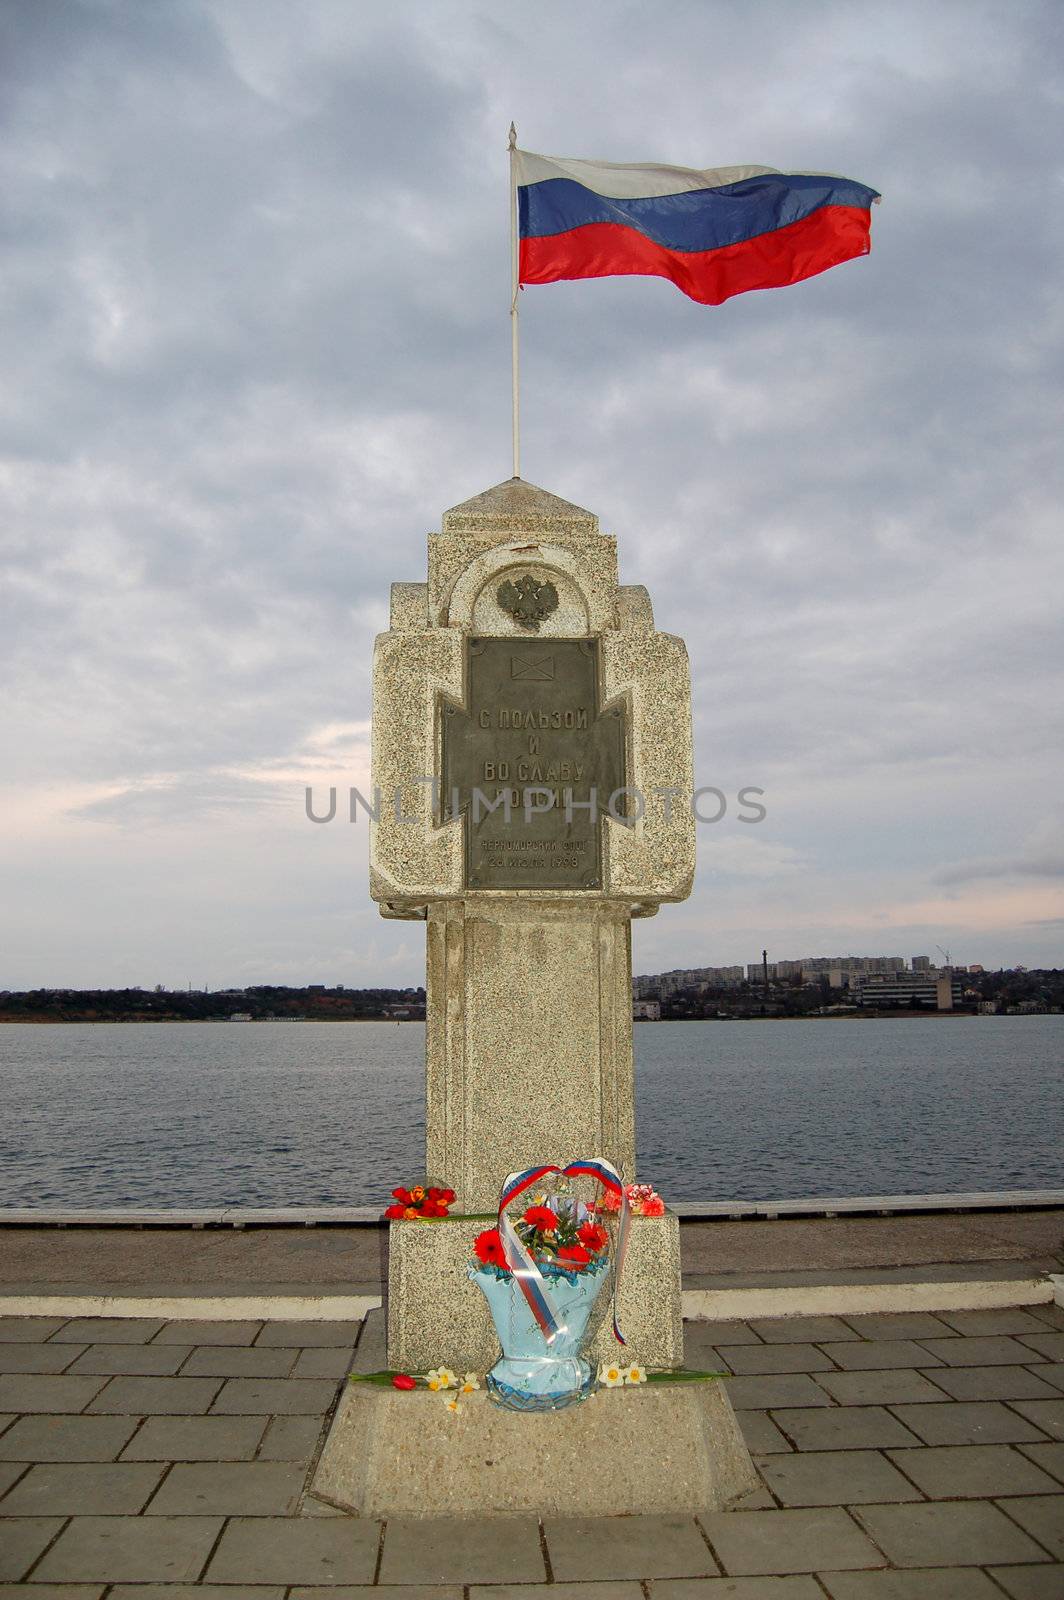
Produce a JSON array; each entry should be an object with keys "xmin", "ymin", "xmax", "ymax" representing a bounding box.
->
[
  {"xmin": 935, "ymin": 811, "xmax": 1064, "ymax": 887},
  {"xmin": 70, "ymin": 774, "xmax": 289, "ymax": 827}
]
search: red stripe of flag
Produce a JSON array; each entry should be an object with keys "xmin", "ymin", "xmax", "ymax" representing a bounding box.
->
[{"xmin": 520, "ymin": 204, "xmax": 872, "ymax": 306}]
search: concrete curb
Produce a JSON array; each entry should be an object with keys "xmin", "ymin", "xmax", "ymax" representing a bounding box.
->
[
  {"xmin": 0, "ymin": 1292, "xmax": 382, "ymax": 1321},
  {"xmin": 0, "ymin": 1274, "xmax": 1056, "ymax": 1323},
  {"xmin": 2, "ymin": 1188, "xmax": 1061, "ymax": 1226},
  {"xmin": 683, "ymin": 1275, "xmax": 1054, "ymax": 1320}
]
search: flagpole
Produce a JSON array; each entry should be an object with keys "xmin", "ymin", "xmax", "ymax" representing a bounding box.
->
[{"xmin": 509, "ymin": 122, "xmax": 520, "ymax": 479}]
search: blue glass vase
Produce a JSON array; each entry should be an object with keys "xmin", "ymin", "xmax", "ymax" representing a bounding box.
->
[{"xmin": 469, "ymin": 1257, "xmax": 609, "ymax": 1411}]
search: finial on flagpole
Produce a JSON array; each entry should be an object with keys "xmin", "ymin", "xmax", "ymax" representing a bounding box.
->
[{"xmin": 509, "ymin": 123, "xmax": 520, "ymax": 479}]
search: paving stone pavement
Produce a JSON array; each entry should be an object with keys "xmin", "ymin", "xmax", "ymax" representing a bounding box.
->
[{"xmin": 0, "ymin": 1307, "xmax": 1061, "ymax": 1593}]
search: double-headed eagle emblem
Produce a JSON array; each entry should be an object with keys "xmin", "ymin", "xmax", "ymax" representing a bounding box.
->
[{"xmin": 497, "ymin": 573, "xmax": 559, "ymax": 631}]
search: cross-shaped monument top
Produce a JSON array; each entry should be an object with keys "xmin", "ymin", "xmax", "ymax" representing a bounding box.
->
[{"xmin": 370, "ymin": 476, "xmax": 694, "ymax": 913}]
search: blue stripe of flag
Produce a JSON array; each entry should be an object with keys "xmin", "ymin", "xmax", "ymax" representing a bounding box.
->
[{"xmin": 519, "ymin": 173, "xmax": 880, "ymax": 254}]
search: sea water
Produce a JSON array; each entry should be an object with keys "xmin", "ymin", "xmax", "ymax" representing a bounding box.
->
[{"xmin": 0, "ymin": 1016, "xmax": 1060, "ymax": 1206}]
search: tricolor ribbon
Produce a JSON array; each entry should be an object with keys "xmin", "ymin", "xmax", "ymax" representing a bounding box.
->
[{"xmin": 496, "ymin": 1156, "xmax": 631, "ymax": 1348}]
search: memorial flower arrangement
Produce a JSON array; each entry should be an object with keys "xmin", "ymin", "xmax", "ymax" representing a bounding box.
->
[
  {"xmin": 473, "ymin": 1194, "xmax": 611, "ymax": 1282},
  {"xmin": 383, "ymin": 1182, "xmax": 456, "ymax": 1220},
  {"xmin": 598, "ymin": 1359, "xmax": 647, "ymax": 1387},
  {"xmin": 600, "ymin": 1181, "xmax": 665, "ymax": 1217},
  {"xmin": 352, "ymin": 1366, "xmax": 481, "ymax": 1412},
  {"xmin": 432, "ymin": 1369, "xmax": 481, "ymax": 1413},
  {"xmin": 467, "ymin": 1160, "xmax": 631, "ymax": 1411},
  {"xmin": 355, "ymin": 1356, "xmax": 725, "ymax": 1399}
]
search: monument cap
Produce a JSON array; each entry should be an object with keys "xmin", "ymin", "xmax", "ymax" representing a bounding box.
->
[{"xmin": 442, "ymin": 476, "xmax": 600, "ymax": 540}]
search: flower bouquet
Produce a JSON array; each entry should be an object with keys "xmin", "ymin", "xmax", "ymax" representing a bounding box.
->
[
  {"xmin": 383, "ymin": 1183, "xmax": 455, "ymax": 1220},
  {"xmin": 601, "ymin": 1181, "xmax": 665, "ymax": 1217},
  {"xmin": 469, "ymin": 1158, "xmax": 629, "ymax": 1412}
]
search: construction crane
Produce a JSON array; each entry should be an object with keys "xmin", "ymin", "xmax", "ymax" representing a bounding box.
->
[{"xmin": 936, "ymin": 945, "xmax": 952, "ymax": 969}]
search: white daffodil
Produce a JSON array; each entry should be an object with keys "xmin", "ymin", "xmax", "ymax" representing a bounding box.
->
[
  {"xmin": 442, "ymin": 1393, "xmax": 461, "ymax": 1414},
  {"xmin": 625, "ymin": 1363, "xmax": 647, "ymax": 1385},
  {"xmin": 425, "ymin": 1366, "xmax": 457, "ymax": 1391},
  {"xmin": 598, "ymin": 1361, "xmax": 625, "ymax": 1388},
  {"xmin": 460, "ymin": 1372, "xmax": 480, "ymax": 1393}
]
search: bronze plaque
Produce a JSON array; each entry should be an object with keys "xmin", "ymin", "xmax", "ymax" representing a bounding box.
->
[{"xmin": 440, "ymin": 637, "xmax": 626, "ymax": 890}]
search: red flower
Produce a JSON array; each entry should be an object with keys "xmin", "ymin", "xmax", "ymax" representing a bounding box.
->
[
  {"xmin": 474, "ymin": 1228, "xmax": 509, "ymax": 1268},
  {"xmin": 641, "ymin": 1196, "xmax": 666, "ymax": 1217},
  {"xmin": 522, "ymin": 1204, "xmax": 557, "ymax": 1233},
  {"xmin": 391, "ymin": 1372, "xmax": 416, "ymax": 1390},
  {"xmin": 578, "ymin": 1222, "xmax": 608, "ymax": 1252},
  {"xmin": 557, "ymin": 1243, "xmax": 591, "ymax": 1269},
  {"xmin": 389, "ymin": 1182, "xmax": 454, "ymax": 1218}
]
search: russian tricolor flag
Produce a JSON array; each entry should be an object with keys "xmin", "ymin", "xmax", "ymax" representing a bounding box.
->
[{"xmin": 515, "ymin": 151, "xmax": 880, "ymax": 307}]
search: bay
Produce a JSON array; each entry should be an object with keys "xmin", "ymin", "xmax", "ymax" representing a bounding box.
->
[{"xmin": 0, "ymin": 1016, "xmax": 1060, "ymax": 1207}]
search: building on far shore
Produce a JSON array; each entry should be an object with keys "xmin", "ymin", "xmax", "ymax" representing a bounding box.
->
[
  {"xmin": 801, "ymin": 955, "xmax": 907, "ymax": 978},
  {"xmin": 625, "ymin": 960, "xmax": 1061, "ymax": 1022},
  {"xmin": 747, "ymin": 960, "xmax": 778, "ymax": 981},
  {"xmin": 633, "ymin": 999, "xmax": 662, "ymax": 1020},
  {"xmin": 853, "ymin": 970, "xmax": 964, "ymax": 1011},
  {"xmin": 746, "ymin": 955, "xmax": 909, "ymax": 983},
  {"xmin": 633, "ymin": 966, "xmax": 743, "ymax": 999}
]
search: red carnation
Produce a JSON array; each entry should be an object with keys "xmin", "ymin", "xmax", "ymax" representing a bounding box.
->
[
  {"xmin": 421, "ymin": 1200, "xmax": 446, "ymax": 1217},
  {"xmin": 641, "ymin": 1196, "xmax": 665, "ymax": 1217},
  {"xmin": 391, "ymin": 1187, "xmax": 412, "ymax": 1205},
  {"xmin": 439, "ymin": 1188, "xmax": 456, "ymax": 1204},
  {"xmin": 578, "ymin": 1222, "xmax": 608, "ymax": 1252},
  {"xmin": 383, "ymin": 1204, "xmax": 406, "ymax": 1220},
  {"xmin": 474, "ymin": 1228, "xmax": 509, "ymax": 1269},
  {"xmin": 557, "ymin": 1243, "xmax": 591, "ymax": 1269},
  {"xmin": 522, "ymin": 1204, "xmax": 557, "ymax": 1233}
]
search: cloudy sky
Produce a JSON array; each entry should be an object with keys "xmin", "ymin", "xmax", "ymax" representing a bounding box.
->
[{"xmin": 2, "ymin": 0, "xmax": 1062, "ymax": 990}]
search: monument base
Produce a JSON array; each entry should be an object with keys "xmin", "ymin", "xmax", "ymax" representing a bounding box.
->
[
  {"xmin": 386, "ymin": 1212, "xmax": 683, "ymax": 1373},
  {"xmin": 311, "ymin": 1382, "xmax": 758, "ymax": 1519}
]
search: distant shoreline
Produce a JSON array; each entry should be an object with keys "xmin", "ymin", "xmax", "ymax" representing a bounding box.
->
[
  {"xmin": 3, "ymin": 1011, "xmax": 1053, "ymax": 1025},
  {"xmin": 0, "ymin": 1015, "xmax": 418, "ymax": 1025}
]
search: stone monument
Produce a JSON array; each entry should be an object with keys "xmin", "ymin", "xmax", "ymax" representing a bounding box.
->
[{"xmin": 312, "ymin": 477, "xmax": 756, "ymax": 1517}]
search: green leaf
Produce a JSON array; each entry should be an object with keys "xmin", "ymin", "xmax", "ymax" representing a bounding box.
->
[
  {"xmin": 348, "ymin": 1370, "xmax": 408, "ymax": 1386},
  {"xmin": 646, "ymin": 1368, "xmax": 726, "ymax": 1384}
]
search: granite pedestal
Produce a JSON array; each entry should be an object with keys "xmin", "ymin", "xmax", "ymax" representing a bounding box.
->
[{"xmin": 311, "ymin": 1382, "xmax": 759, "ymax": 1519}]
